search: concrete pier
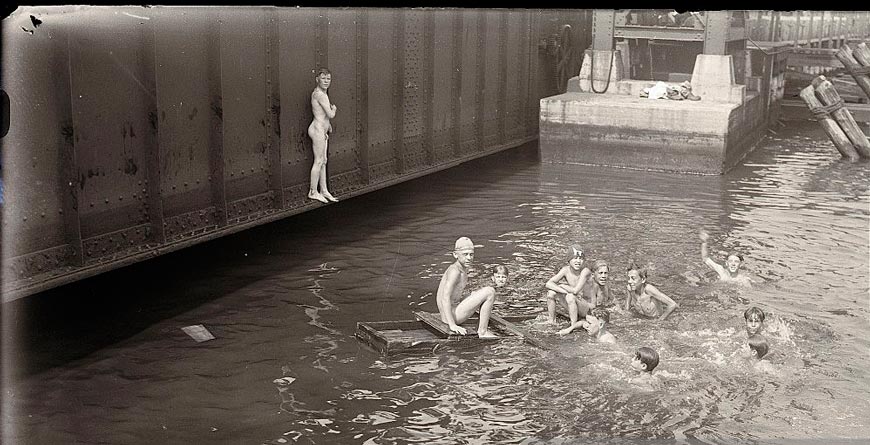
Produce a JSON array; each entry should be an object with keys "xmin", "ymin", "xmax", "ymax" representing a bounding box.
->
[{"xmin": 540, "ymin": 52, "xmax": 768, "ymax": 175}]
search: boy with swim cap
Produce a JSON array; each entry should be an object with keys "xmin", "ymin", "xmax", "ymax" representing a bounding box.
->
[{"xmin": 436, "ymin": 237, "xmax": 497, "ymax": 338}]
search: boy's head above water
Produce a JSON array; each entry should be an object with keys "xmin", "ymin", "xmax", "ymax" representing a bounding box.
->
[
  {"xmin": 568, "ymin": 246, "xmax": 585, "ymax": 269},
  {"xmin": 452, "ymin": 237, "xmax": 476, "ymax": 266},
  {"xmin": 626, "ymin": 262, "xmax": 648, "ymax": 290},
  {"xmin": 583, "ymin": 308, "xmax": 609, "ymax": 335},
  {"xmin": 744, "ymin": 306, "xmax": 766, "ymax": 335},
  {"xmin": 632, "ymin": 347, "xmax": 659, "ymax": 373},
  {"xmin": 591, "ymin": 259, "xmax": 609, "ymax": 286},
  {"xmin": 725, "ymin": 252, "xmax": 744, "ymax": 274},
  {"xmin": 491, "ymin": 264, "xmax": 509, "ymax": 288},
  {"xmin": 748, "ymin": 334, "xmax": 769, "ymax": 359}
]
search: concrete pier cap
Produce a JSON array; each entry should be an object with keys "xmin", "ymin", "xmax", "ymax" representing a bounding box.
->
[
  {"xmin": 691, "ymin": 54, "xmax": 746, "ymax": 104},
  {"xmin": 543, "ymin": 49, "xmax": 765, "ymax": 175}
]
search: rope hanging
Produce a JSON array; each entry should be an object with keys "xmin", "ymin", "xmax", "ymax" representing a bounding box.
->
[
  {"xmin": 844, "ymin": 64, "xmax": 870, "ymax": 76},
  {"xmin": 809, "ymin": 97, "xmax": 845, "ymax": 120}
]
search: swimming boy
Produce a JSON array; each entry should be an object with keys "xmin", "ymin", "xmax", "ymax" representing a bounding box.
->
[
  {"xmin": 436, "ymin": 237, "xmax": 497, "ymax": 338},
  {"xmin": 544, "ymin": 246, "xmax": 592, "ymax": 327},
  {"xmin": 748, "ymin": 334, "xmax": 769, "ymax": 359},
  {"xmin": 584, "ymin": 308, "xmax": 616, "ymax": 343},
  {"xmin": 557, "ymin": 307, "xmax": 615, "ymax": 343},
  {"xmin": 308, "ymin": 68, "xmax": 338, "ymax": 204},
  {"xmin": 624, "ymin": 262, "xmax": 679, "ymax": 321},
  {"xmin": 699, "ymin": 229, "xmax": 752, "ymax": 286},
  {"xmin": 631, "ymin": 346, "xmax": 659, "ymax": 386},
  {"xmin": 744, "ymin": 306, "xmax": 765, "ymax": 336}
]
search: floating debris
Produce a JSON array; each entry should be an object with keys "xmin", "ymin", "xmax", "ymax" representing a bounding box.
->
[
  {"xmin": 273, "ymin": 376, "xmax": 297, "ymax": 386},
  {"xmin": 181, "ymin": 324, "xmax": 215, "ymax": 342}
]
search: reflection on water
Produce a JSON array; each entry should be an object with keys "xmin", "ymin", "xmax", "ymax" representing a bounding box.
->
[{"xmin": 4, "ymin": 121, "xmax": 869, "ymax": 443}]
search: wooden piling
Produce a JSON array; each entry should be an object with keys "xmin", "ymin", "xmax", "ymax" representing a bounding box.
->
[
  {"xmin": 851, "ymin": 42, "xmax": 870, "ymax": 99},
  {"xmin": 812, "ymin": 76, "xmax": 870, "ymax": 158},
  {"xmin": 834, "ymin": 45, "xmax": 870, "ymax": 101},
  {"xmin": 799, "ymin": 85, "xmax": 860, "ymax": 160}
]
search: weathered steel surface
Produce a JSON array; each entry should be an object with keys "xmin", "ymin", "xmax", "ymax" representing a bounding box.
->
[{"xmin": 1, "ymin": 7, "xmax": 588, "ymax": 301}]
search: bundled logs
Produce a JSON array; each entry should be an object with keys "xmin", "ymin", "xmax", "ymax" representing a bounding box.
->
[
  {"xmin": 835, "ymin": 43, "xmax": 870, "ymax": 101},
  {"xmin": 800, "ymin": 41, "xmax": 870, "ymax": 161},
  {"xmin": 799, "ymin": 84, "xmax": 859, "ymax": 160}
]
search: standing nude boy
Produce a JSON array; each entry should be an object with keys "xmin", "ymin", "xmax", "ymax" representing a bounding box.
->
[
  {"xmin": 436, "ymin": 237, "xmax": 497, "ymax": 338},
  {"xmin": 308, "ymin": 68, "xmax": 338, "ymax": 204}
]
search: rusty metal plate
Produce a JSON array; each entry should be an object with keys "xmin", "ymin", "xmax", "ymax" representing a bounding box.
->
[
  {"xmin": 1, "ymin": 12, "xmax": 75, "ymax": 256},
  {"xmin": 483, "ymin": 10, "xmax": 501, "ymax": 149},
  {"xmin": 68, "ymin": 14, "xmax": 155, "ymax": 240},
  {"xmin": 153, "ymin": 9, "xmax": 215, "ymax": 217},
  {"xmin": 324, "ymin": 9, "xmax": 361, "ymax": 182},
  {"xmin": 367, "ymin": 10, "xmax": 398, "ymax": 171},
  {"xmin": 431, "ymin": 10, "xmax": 457, "ymax": 163},
  {"xmin": 459, "ymin": 10, "xmax": 481, "ymax": 155},
  {"xmin": 505, "ymin": 11, "xmax": 524, "ymax": 141},
  {"xmin": 5, "ymin": 245, "xmax": 76, "ymax": 282},
  {"xmin": 219, "ymin": 8, "xmax": 271, "ymax": 203},
  {"xmin": 277, "ymin": 8, "xmax": 318, "ymax": 193},
  {"xmin": 401, "ymin": 10, "xmax": 426, "ymax": 171}
]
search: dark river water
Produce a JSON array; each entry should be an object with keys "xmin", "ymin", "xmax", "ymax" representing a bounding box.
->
[{"xmin": 3, "ymin": 120, "xmax": 869, "ymax": 444}]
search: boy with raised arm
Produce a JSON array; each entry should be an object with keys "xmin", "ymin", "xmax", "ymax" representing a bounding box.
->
[
  {"xmin": 699, "ymin": 229, "xmax": 752, "ymax": 286},
  {"xmin": 436, "ymin": 237, "xmax": 497, "ymax": 338}
]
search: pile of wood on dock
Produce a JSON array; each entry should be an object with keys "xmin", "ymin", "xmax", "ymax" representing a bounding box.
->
[{"xmin": 799, "ymin": 42, "xmax": 870, "ymax": 161}]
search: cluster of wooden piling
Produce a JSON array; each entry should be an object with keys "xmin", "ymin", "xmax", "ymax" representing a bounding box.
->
[{"xmin": 800, "ymin": 42, "xmax": 870, "ymax": 160}]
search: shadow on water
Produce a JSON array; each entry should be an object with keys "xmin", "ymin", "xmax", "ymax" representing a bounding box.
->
[{"xmin": 3, "ymin": 142, "xmax": 541, "ymax": 378}]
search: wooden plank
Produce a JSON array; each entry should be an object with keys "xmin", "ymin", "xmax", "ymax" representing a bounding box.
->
[
  {"xmin": 488, "ymin": 313, "xmax": 549, "ymax": 350},
  {"xmin": 780, "ymin": 99, "xmax": 870, "ymax": 122},
  {"xmin": 413, "ymin": 311, "xmax": 479, "ymax": 337},
  {"xmin": 356, "ymin": 322, "xmax": 391, "ymax": 354}
]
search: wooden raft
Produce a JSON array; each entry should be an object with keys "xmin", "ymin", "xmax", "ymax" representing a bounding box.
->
[{"xmin": 356, "ymin": 311, "xmax": 550, "ymax": 355}]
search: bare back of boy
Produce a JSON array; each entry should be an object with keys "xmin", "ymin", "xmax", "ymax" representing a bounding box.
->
[{"xmin": 436, "ymin": 262, "xmax": 495, "ymax": 335}]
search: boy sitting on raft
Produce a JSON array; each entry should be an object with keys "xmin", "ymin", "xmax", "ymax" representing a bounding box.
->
[
  {"xmin": 544, "ymin": 246, "xmax": 592, "ymax": 327},
  {"xmin": 699, "ymin": 229, "xmax": 753, "ymax": 286},
  {"xmin": 436, "ymin": 237, "xmax": 498, "ymax": 338},
  {"xmin": 624, "ymin": 262, "xmax": 679, "ymax": 321}
]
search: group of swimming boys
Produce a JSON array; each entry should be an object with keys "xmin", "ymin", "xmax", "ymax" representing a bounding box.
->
[{"xmin": 436, "ymin": 231, "xmax": 770, "ymax": 377}]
